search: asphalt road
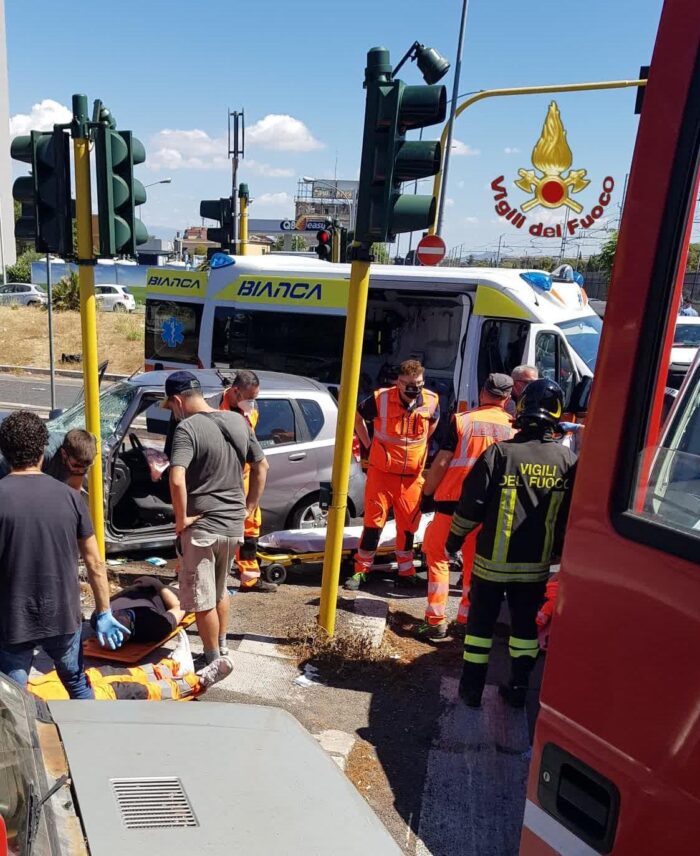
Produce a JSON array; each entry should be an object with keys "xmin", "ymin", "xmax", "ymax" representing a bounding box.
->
[{"xmin": 0, "ymin": 373, "xmax": 90, "ymax": 413}]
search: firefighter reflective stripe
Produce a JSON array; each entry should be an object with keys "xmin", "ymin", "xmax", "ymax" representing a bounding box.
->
[
  {"xmin": 492, "ymin": 488, "xmax": 517, "ymax": 563},
  {"xmin": 474, "ymin": 555, "xmax": 551, "ymax": 574},
  {"xmin": 464, "ymin": 634, "xmax": 492, "ymax": 664},
  {"xmin": 541, "ymin": 491, "xmax": 565, "ymax": 563},
  {"xmin": 473, "ymin": 555, "xmax": 550, "ymax": 583},
  {"xmin": 450, "ymin": 512, "xmax": 480, "ymax": 538},
  {"xmin": 508, "ymin": 636, "xmax": 540, "ymax": 659}
]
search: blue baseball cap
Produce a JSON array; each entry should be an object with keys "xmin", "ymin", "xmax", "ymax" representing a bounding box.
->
[{"xmin": 161, "ymin": 371, "xmax": 201, "ymax": 408}]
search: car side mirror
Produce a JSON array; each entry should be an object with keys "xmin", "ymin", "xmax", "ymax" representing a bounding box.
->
[{"xmin": 568, "ymin": 376, "xmax": 593, "ymax": 415}]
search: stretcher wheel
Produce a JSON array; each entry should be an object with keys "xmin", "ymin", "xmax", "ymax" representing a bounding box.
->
[{"xmin": 263, "ymin": 563, "xmax": 287, "ymax": 585}]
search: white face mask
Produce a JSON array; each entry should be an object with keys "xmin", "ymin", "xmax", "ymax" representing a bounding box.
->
[{"xmin": 238, "ymin": 398, "xmax": 256, "ymax": 415}]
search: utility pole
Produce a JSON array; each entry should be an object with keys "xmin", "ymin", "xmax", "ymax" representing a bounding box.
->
[
  {"xmin": 495, "ymin": 234, "xmax": 505, "ymax": 267},
  {"xmin": 435, "ymin": 0, "xmax": 469, "ymax": 236},
  {"xmin": 228, "ymin": 109, "xmax": 244, "ymax": 251},
  {"xmin": 46, "ymin": 252, "xmax": 56, "ymax": 410}
]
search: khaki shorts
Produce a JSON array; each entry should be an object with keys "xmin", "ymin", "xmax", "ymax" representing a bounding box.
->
[{"xmin": 178, "ymin": 530, "xmax": 242, "ymax": 612}]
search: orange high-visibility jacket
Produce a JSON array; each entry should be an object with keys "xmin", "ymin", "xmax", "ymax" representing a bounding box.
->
[
  {"xmin": 220, "ymin": 397, "xmax": 259, "ymax": 489},
  {"xmin": 435, "ymin": 405, "xmax": 514, "ymax": 502},
  {"xmin": 368, "ymin": 386, "xmax": 439, "ymax": 475}
]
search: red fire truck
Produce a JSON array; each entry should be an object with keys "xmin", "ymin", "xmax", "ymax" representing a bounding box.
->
[{"xmin": 521, "ymin": 0, "xmax": 700, "ymax": 853}]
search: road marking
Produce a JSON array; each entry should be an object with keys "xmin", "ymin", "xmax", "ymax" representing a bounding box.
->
[{"xmin": 414, "ymin": 679, "xmax": 530, "ymax": 856}]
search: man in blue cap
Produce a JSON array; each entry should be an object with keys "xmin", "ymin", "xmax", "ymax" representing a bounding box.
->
[{"xmin": 162, "ymin": 371, "xmax": 268, "ymax": 665}]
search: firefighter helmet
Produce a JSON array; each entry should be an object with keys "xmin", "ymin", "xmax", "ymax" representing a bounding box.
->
[{"xmin": 515, "ymin": 378, "xmax": 564, "ymax": 429}]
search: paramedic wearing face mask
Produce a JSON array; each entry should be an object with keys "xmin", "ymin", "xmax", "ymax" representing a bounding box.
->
[
  {"xmin": 221, "ymin": 370, "xmax": 275, "ymax": 593},
  {"xmin": 346, "ymin": 360, "xmax": 440, "ymax": 590}
]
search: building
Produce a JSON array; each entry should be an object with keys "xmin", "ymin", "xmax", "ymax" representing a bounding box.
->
[
  {"xmin": 294, "ymin": 178, "xmax": 358, "ymax": 232},
  {"xmin": 0, "ymin": 0, "xmax": 16, "ymax": 270}
]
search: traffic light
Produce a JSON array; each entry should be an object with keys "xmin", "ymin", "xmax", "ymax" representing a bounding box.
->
[
  {"xmin": 95, "ymin": 127, "xmax": 148, "ymax": 256},
  {"xmin": 315, "ymin": 228, "xmax": 332, "ymax": 261},
  {"xmin": 634, "ymin": 65, "xmax": 650, "ymax": 115},
  {"xmin": 11, "ymin": 129, "xmax": 72, "ymax": 255},
  {"xmin": 355, "ymin": 47, "xmax": 447, "ymax": 245},
  {"xmin": 200, "ymin": 197, "xmax": 233, "ymax": 249}
]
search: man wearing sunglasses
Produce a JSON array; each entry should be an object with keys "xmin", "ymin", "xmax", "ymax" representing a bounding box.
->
[
  {"xmin": 347, "ymin": 359, "xmax": 440, "ymax": 590},
  {"xmin": 45, "ymin": 429, "xmax": 97, "ymax": 491}
]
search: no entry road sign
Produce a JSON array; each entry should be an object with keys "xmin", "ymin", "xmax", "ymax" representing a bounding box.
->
[{"xmin": 416, "ymin": 234, "xmax": 446, "ymax": 266}]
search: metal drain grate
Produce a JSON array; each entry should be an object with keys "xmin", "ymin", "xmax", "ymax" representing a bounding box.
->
[{"xmin": 110, "ymin": 777, "xmax": 198, "ymax": 829}]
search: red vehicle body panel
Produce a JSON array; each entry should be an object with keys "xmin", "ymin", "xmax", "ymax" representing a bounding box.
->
[{"xmin": 522, "ymin": 1, "xmax": 700, "ymax": 853}]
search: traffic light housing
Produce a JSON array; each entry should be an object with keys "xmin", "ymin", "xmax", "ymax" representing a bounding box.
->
[
  {"xmin": 634, "ymin": 65, "xmax": 650, "ymax": 115},
  {"xmin": 200, "ymin": 197, "xmax": 233, "ymax": 249},
  {"xmin": 11, "ymin": 129, "xmax": 72, "ymax": 255},
  {"xmin": 315, "ymin": 228, "xmax": 332, "ymax": 261},
  {"xmin": 95, "ymin": 127, "xmax": 148, "ymax": 256},
  {"xmin": 355, "ymin": 47, "xmax": 447, "ymax": 245}
]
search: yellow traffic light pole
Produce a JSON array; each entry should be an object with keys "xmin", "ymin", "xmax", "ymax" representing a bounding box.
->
[
  {"xmin": 429, "ymin": 77, "xmax": 647, "ymax": 235},
  {"xmin": 72, "ymin": 95, "xmax": 106, "ymax": 557},
  {"xmin": 318, "ymin": 250, "xmax": 371, "ymax": 635},
  {"xmin": 238, "ymin": 183, "xmax": 249, "ymax": 256}
]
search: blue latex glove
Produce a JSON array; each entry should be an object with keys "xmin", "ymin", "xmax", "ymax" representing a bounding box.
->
[
  {"xmin": 558, "ymin": 421, "xmax": 584, "ymax": 433},
  {"xmin": 95, "ymin": 610, "xmax": 131, "ymax": 650}
]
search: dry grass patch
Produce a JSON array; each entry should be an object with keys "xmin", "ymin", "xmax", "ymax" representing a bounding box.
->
[{"xmin": 0, "ymin": 306, "xmax": 144, "ymax": 375}]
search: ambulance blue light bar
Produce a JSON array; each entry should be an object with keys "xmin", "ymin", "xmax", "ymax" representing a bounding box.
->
[{"xmin": 520, "ymin": 271, "xmax": 552, "ymax": 292}]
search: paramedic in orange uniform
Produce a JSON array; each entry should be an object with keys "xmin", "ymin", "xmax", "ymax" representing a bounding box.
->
[
  {"xmin": 416, "ymin": 374, "xmax": 514, "ymax": 640},
  {"xmin": 221, "ymin": 370, "xmax": 276, "ymax": 593},
  {"xmin": 345, "ymin": 359, "xmax": 440, "ymax": 591}
]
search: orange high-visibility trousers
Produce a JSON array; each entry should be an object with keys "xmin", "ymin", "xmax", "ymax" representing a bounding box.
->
[
  {"xmin": 236, "ymin": 505, "xmax": 262, "ymax": 588},
  {"xmin": 355, "ymin": 468, "xmax": 423, "ymax": 577},
  {"xmin": 422, "ymin": 511, "xmax": 477, "ymax": 626}
]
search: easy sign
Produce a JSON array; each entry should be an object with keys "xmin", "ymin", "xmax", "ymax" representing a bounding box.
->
[{"xmin": 416, "ymin": 234, "xmax": 446, "ymax": 266}]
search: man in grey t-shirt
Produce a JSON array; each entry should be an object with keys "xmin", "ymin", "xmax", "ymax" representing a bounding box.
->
[{"xmin": 162, "ymin": 372, "xmax": 268, "ymax": 665}]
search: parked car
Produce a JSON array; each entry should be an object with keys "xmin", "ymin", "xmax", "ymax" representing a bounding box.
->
[
  {"xmin": 668, "ymin": 316, "xmax": 700, "ymax": 388},
  {"xmin": 94, "ymin": 284, "xmax": 136, "ymax": 313},
  {"xmin": 6, "ymin": 369, "xmax": 365, "ymax": 555},
  {"xmin": 0, "ymin": 282, "xmax": 47, "ymax": 307}
]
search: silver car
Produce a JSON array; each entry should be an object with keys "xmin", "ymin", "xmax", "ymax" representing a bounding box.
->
[
  {"xmin": 39, "ymin": 369, "xmax": 365, "ymax": 555},
  {"xmin": 0, "ymin": 282, "xmax": 47, "ymax": 307},
  {"xmin": 94, "ymin": 284, "xmax": 136, "ymax": 312}
]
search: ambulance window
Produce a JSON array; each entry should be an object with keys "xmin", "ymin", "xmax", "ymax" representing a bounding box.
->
[
  {"xmin": 256, "ymin": 399, "xmax": 297, "ymax": 447},
  {"xmin": 535, "ymin": 332, "xmax": 575, "ymax": 407},
  {"xmin": 145, "ymin": 300, "xmax": 203, "ymax": 366},
  {"xmin": 477, "ymin": 319, "xmax": 528, "ymax": 389}
]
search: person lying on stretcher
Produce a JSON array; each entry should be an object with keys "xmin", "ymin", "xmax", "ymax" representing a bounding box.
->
[{"xmin": 90, "ymin": 575, "xmax": 185, "ymax": 643}]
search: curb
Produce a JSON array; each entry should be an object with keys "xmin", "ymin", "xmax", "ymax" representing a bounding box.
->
[{"xmin": 0, "ymin": 364, "xmax": 129, "ymax": 382}]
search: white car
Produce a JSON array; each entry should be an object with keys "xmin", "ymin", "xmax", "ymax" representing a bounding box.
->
[
  {"xmin": 94, "ymin": 284, "xmax": 136, "ymax": 312},
  {"xmin": 669, "ymin": 316, "xmax": 700, "ymax": 388},
  {"xmin": 0, "ymin": 282, "xmax": 47, "ymax": 307}
]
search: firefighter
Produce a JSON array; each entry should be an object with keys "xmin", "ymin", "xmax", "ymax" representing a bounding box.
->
[
  {"xmin": 445, "ymin": 379, "xmax": 576, "ymax": 709},
  {"xmin": 345, "ymin": 359, "xmax": 440, "ymax": 590},
  {"xmin": 416, "ymin": 373, "xmax": 515, "ymax": 640},
  {"xmin": 221, "ymin": 370, "xmax": 276, "ymax": 593}
]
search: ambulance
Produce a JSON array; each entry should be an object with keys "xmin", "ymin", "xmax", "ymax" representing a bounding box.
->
[{"xmin": 144, "ymin": 255, "xmax": 600, "ymax": 413}]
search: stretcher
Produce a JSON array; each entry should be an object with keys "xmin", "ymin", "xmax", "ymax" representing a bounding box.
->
[
  {"xmin": 82, "ymin": 613, "xmax": 196, "ymax": 664},
  {"xmin": 256, "ymin": 514, "xmax": 433, "ymax": 584}
]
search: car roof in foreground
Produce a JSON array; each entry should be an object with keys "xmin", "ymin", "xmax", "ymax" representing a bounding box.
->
[{"xmin": 127, "ymin": 369, "xmax": 326, "ymax": 394}]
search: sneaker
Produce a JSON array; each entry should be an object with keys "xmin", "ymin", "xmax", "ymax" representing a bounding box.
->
[
  {"xmin": 415, "ymin": 621, "xmax": 448, "ymax": 641},
  {"xmin": 458, "ymin": 681, "xmax": 483, "ymax": 709},
  {"xmin": 196, "ymin": 656, "xmax": 233, "ymax": 689},
  {"xmin": 343, "ymin": 573, "xmax": 367, "ymax": 591},
  {"xmin": 499, "ymin": 684, "xmax": 527, "ymax": 708},
  {"xmin": 450, "ymin": 622, "xmax": 467, "ymax": 640},
  {"xmin": 239, "ymin": 579, "xmax": 278, "ymax": 593},
  {"xmin": 219, "ymin": 643, "xmax": 230, "ymax": 657}
]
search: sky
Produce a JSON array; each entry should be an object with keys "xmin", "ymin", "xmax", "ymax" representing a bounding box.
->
[{"xmin": 5, "ymin": 0, "xmax": 664, "ymax": 258}]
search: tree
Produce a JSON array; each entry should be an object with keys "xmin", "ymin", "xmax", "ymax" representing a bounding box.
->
[
  {"xmin": 272, "ymin": 236, "xmax": 285, "ymax": 251},
  {"xmin": 6, "ymin": 249, "xmax": 41, "ymax": 284},
  {"xmin": 194, "ymin": 244, "xmax": 207, "ymax": 256},
  {"xmin": 597, "ymin": 231, "xmax": 618, "ymax": 274},
  {"xmin": 371, "ymin": 243, "xmax": 390, "ymax": 264},
  {"xmin": 291, "ymin": 235, "xmax": 308, "ymax": 252},
  {"xmin": 52, "ymin": 270, "xmax": 80, "ymax": 311}
]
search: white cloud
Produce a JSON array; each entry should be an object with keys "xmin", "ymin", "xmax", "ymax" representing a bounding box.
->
[
  {"xmin": 9, "ymin": 99, "xmax": 72, "ymax": 137},
  {"xmin": 504, "ymin": 146, "xmax": 521, "ymax": 155},
  {"xmin": 445, "ymin": 198, "xmax": 455, "ymax": 207},
  {"xmin": 245, "ymin": 160, "xmax": 294, "ymax": 178},
  {"xmin": 148, "ymin": 128, "xmax": 228, "ymax": 170},
  {"xmin": 464, "ymin": 216, "xmax": 479, "ymax": 224},
  {"xmin": 252, "ymin": 192, "xmax": 293, "ymax": 214},
  {"xmin": 451, "ymin": 139, "xmax": 480, "ymax": 156},
  {"xmin": 247, "ymin": 114, "xmax": 323, "ymax": 152}
]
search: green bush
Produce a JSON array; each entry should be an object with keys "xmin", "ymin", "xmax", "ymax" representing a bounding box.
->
[
  {"xmin": 52, "ymin": 271, "xmax": 80, "ymax": 311},
  {"xmin": 5, "ymin": 250, "xmax": 41, "ymax": 284}
]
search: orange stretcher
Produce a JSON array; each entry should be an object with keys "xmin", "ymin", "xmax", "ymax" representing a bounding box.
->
[{"xmin": 82, "ymin": 613, "xmax": 196, "ymax": 664}]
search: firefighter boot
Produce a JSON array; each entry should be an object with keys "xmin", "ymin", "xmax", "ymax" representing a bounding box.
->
[{"xmin": 499, "ymin": 683, "xmax": 528, "ymax": 708}]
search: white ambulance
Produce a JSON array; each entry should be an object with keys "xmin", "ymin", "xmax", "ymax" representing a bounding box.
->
[{"xmin": 144, "ymin": 254, "xmax": 600, "ymax": 413}]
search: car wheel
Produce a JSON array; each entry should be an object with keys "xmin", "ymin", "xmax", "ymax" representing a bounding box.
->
[
  {"xmin": 27, "ymin": 300, "xmax": 41, "ymax": 307},
  {"xmin": 113, "ymin": 303, "xmax": 127, "ymax": 312},
  {"xmin": 288, "ymin": 493, "xmax": 350, "ymax": 529}
]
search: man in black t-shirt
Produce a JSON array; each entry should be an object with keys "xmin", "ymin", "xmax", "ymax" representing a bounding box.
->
[
  {"xmin": 0, "ymin": 411, "xmax": 130, "ymax": 698},
  {"xmin": 91, "ymin": 576, "xmax": 185, "ymax": 642}
]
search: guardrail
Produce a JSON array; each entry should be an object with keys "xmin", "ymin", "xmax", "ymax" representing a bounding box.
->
[{"xmin": 0, "ymin": 364, "xmax": 129, "ymax": 382}]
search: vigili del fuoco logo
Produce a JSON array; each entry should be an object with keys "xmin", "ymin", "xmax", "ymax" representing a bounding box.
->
[{"xmin": 490, "ymin": 101, "xmax": 614, "ymax": 238}]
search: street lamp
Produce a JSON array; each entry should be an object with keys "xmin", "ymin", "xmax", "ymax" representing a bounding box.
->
[{"xmin": 144, "ymin": 178, "xmax": 172, "ymax": 189}]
